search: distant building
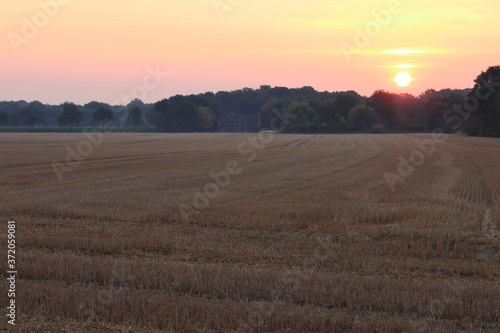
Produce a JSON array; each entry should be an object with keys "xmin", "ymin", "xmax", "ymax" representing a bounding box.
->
[
  {"xmin": 217, "ymin": 114, "xmax": 260, "ymax": 132},
  {"xmin": 371, "ymin": 109, "xmax": 389, "ymax": 129}
]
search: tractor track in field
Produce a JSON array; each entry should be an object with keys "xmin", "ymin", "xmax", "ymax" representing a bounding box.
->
[
  {"xmin": 266, "ymin": 135, "xmax": 318, "ymax": 150},
  {"xmin": 468, "ymin": 158, "xmax": 498, "ymax": 238}
]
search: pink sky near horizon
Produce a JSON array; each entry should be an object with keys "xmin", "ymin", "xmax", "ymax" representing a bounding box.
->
[{"xmin": 1, "ymin": 0, "xmax": 499, "ymax": 105}]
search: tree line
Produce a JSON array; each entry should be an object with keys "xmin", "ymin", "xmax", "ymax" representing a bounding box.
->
[{"xmin": 0, "ymin": 66, "xmax": 499, "ymax": 136}]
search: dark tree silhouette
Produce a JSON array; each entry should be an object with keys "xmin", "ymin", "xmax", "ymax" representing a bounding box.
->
[
  {"xmin": 1, "ymin": 75, "xmax": 498, "ymax": 136},
  {"xmin": 57, "ymin": 102, "xmax": 82, "ymax": 132},
  {"xmin": 367, "ymin": 90, "xmax": 396, "ymax": 128},
  {"xmin": 171, "ymin": 101, "xmax": 197, "ymax": 132},
  {"xmin": 23, "ymin": 114, "xmax": 41, "ymax": 131},
  {"xmin": 127, "ymin": 104, "xmax": 144, "ymax": 132},
  {"xmin": 92, "ymin": 107, "xmax": 114, "ymax": 129},
  {"xmin": 328, "ymin": 92, "xmax": 360, "ymax": 119},
  {"xmin": 464, "ymin": 66, "xmax": 500, "ymax": 137},
  {"xmin": 0, "ymin": 110, "xmax": 8, "ymax": 126},
  {"xmin": 16, "ymin": 104, "xmax": 46, "ymax": 127},
  {"xmin": 347, "ymin": 105, "xmax": 375, "ymax": 130},
  {"xmin": 260, "ymin": 98, "xmax": 287, "ymax": 129},
  {"xmin": 195, "ymin": 106, "xmax": 213, "ymax": 131}
]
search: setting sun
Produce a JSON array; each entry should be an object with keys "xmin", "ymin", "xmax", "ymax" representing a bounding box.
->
[{"xmin": 395, "ymin": 72, "xmax": 412, "ymax": 87}]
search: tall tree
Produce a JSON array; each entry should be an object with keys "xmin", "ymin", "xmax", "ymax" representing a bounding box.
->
[
  {"xmin": 464, "ymin": 66, "xmax": 500, "ymax": 137},
  {"xmin": 171, "ymin": 101, "xmax": 197, "ymax": 132},
  {"xmin": 347, "ymin": 105, "xmax": 375, "ymax": 131},
  {"xmin": 317, "ymin": 99, "xmax": 349, "ymax": 132},
  {"xmin": 329, "ymin": 93, "xmax": 359, "ymax": 119},
  {"xmin": 149, "ymin": 98, "xmax": 170, "ymax": 131},
  {"xmin": 195, "ymin": 106, "xmax": 213, "ymax": 131},
  {"xmin": 287, "ymin": 101, "xmax": 315, "ymax": 124},
  {"xmin": 23, "ymin": 114, "xmax": 41, "ymax": 131},
  {"xmin": 260, "ymin": 98, "xmax": 287, "ymax": 130},
  {"xmin": 16, "ymin": 104, "xmax": 46, "ymax": 127},
  {"xmin": 367, "ymin": 90, "xmax": 396, "ymax": 128},
  {"xmin": 57, "ymin": 102, "xmax": 82, "ymax": 132},
  {"xmin": 282, "ymin": 101, "xmax": 317, "ymax": 133},
  {"xmin": 127, "ymin": 104, "xmax": 144, "ymax": 132},
  {"xmin": 92, "ymin": 107, "xmax": 114, "ymax": 130},
  {"xmin": 0, "ymin": 110, "xmax": 8, "ymax": 126}
]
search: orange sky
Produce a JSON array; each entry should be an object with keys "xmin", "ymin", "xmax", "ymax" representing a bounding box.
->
[{"xmin": 1, "ymin": 0, "xmax": 499, "ymax": 104}]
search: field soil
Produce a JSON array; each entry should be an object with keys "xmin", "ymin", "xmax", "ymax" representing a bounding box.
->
[{"xmin": 0, "ymin": 133, "xmax": 499, "ymax": 332}]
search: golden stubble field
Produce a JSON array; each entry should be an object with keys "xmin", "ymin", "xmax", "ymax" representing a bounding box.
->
[{"xmin": 0, "ymin": 133, "xmax": 499, "ymax": 332}]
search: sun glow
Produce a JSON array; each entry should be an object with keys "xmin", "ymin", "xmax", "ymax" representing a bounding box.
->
[
  {"xmin": 395, "ymin": 72, "xmax": 412, "ymax": 87},
  {"xmin": 393, "ymin": 64, "xmax": 415, "ymax": 69},
  {"xmin": 381, "ymin": 49, "xmax": 428, "ymax": 55}
]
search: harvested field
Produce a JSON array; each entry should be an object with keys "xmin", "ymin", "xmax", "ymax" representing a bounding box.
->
[{"xmin": 0, "ymin": 133, "xmax": 499, "ymax": 332}]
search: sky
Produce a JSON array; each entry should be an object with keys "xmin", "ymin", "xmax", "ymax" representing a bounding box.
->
[{"xmin": 1, "ymin": 0, "xmax": 499, "ymax": 105}]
